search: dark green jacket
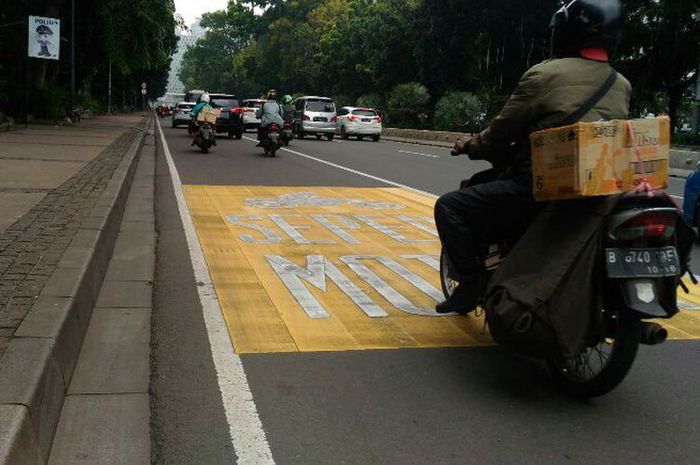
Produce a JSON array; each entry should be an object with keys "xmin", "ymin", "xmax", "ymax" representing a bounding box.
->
[
  {"xmin": 481, "ymin": 59, "xmax": 637, "ymax": 358},
  {"xmin": 468, "ymin": 57, "xmax": 632, "ymax": 166}
]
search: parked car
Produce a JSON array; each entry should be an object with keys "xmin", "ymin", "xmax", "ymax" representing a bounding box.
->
[
  {"xmin": 171, "ymin": 102, "xmax": 195, "ymax": 128},
  {"xmin": 336, "ymin": 107, "xmax": 383, "ymax": 141},
  {"xmin": 209, "ymin": 93, "xmax": 244, "ymax": 139},
  {"xmin": 292, "ymin": 96, "xmax": 337, "ymax": 141},
  {"xmin": 242, "ymin": 99, "xmax": 266, "ymax": 131},
  {"xmin": 683, "ymin": 163, "xmax": 700, "ymax": 228}
]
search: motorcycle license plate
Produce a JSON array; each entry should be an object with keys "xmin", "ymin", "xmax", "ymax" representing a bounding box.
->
[{"xmin": 605, "ymin": 247, "xmax": 680, "ymax": 278}]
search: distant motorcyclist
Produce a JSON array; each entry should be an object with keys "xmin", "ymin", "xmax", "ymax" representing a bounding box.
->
[
  {"xmin": 281, "ymin": 94, "xmax": 295, "ymax": 123},
  {"xmin": 434, "ymin": 0, "xmax": 631, "ymax": 314},
  {"xmin": 256, "ymin": 89, "xmax": 285, "ymax": 146},
  {"xmin": 189, "ymin": 93, "xmax": 212, "ymax": 146}
]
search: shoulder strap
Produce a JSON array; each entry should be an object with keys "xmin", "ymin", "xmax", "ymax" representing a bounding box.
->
[{"xmin": 558, "ymin": 67, "xmax": 618, "ymax": 126}]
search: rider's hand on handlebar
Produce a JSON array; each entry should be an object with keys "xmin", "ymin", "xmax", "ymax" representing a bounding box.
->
[{"xmin": 451, "ymin": 137, "xmax": 471, "ymax": 156}]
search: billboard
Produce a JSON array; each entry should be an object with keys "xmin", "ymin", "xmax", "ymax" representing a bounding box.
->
[{"xmin": 28, "ymin": 16, "xmax": 60, "ymax": 60}]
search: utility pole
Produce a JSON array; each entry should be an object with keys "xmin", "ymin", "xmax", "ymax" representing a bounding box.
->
[{"xmin": 70, "ymin": 0, "xmax": 75, "ymax": 111}]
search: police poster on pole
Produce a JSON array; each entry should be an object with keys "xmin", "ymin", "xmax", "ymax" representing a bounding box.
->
[{"xmin": 27, "ymin": 16, "xmax": 60, "ymax": 60}]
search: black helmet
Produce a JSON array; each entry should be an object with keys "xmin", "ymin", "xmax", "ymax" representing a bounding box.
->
[
  {"xmin": 36, "ymin": 25, "xmax": 53, "ymax": 35},
  {"xmin": 549, "ymin": 0, "xmax": 623, "ymax": 58}
]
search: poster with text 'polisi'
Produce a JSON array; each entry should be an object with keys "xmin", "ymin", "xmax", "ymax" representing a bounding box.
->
[{"xmin": 28, "ymin": 16, "xmax": 60, "ymax": 60}]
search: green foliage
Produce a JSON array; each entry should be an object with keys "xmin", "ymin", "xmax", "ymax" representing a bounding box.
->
[
  {"xmin": 332, "ymin": 95, "xmax": 354, "ymax": 107},
  {"xmin": 35, "ymin": 86, "xmax": 72, "ymax": 120},
  {"xmin": 386, "ymin": 82, "xmax": 430, "ymax": 126},
  {"xmin": 79, "ymin": 96, "xmax": 104, "ymax": 114},
  {"xmin": 434, "ymin": 92, "xmax": 486, "ymax": 133},
  {"xmin": 617, "ymin": 0, "xmax": 700, "ymax": 131},
  {"xmin": 0, "ymin": 0, "xmax": 178, "ymax": 118},
  {"xmin": 150, "ymin": 0, "xmax": 700, "ymax": 133},
  {"xmin": 356, "ymin": 93, "xmax": 385, "ymax": 111},
  {"xmin": 673, "ymin": 131, "xmax": 700, "ymax": 147}
]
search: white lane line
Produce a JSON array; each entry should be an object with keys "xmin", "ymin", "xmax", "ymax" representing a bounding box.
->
[
  {"xmin": 242, "ymin": 136, "xmax": 438, "ymax": 199},
  {"xmin": 398, "ymin": 149, "xmax": 439, "ymax": 158},
  {"xmin": 158, "ymin": 121, "xmax": 275, "ymax": 465},
  {"xmin": 670, "ymin": 195, "xmax": 684, "ymax": 201}
]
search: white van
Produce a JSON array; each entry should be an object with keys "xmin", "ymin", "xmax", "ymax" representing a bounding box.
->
[{"xmin": 292, "ymin": 96, "xmax": 337, "ymax": 141}]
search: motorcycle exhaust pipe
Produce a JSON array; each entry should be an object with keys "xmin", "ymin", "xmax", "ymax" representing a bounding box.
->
[{"xmin": 640, "ymin": 322, "xmax": 668, "ymax": 345}]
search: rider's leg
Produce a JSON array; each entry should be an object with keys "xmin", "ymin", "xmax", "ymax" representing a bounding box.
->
[{"xmin": 434, "ymin": 177, "xmax": 534, "ymax": 313}]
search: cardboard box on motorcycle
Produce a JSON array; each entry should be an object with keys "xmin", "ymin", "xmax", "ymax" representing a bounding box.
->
[
  {"xmin": 196, "ymin": 107, "xmax": 221, "ymax": 124},
  {"xmin": 530, "ymin": 117, "xmax": 670, "ymax": 202}
]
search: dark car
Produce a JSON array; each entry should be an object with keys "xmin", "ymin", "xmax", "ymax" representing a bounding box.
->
[{"xmin": 209, "ymin": 93, "xmax": 244, "ymax": 139}]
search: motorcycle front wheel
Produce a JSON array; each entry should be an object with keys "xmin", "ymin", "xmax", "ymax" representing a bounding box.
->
[
  {"xmin": 439, "ymin": 249, "xmax": 459, "ymax": 299},
  {"xmin": 547, "ymin": 310, "xmax": 641, "ymax": 398}
]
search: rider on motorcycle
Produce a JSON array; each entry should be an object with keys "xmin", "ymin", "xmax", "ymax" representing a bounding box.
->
[
  {"xmin": 256, "ymin": 89, "xmax": 285, "ymax": 146},
  {"xmin": 281, "ymin": 95, "xmax": 295, "ymax": 122},
  {"xmin": 189, "ymin": 93, "xmax": 212, "ymax": 146},
  {"xmin": 434, "ymin": 0, "xmax": 631, "ymax": 315}
]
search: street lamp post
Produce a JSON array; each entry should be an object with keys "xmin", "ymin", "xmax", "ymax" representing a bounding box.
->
[{"xmin": 693, "ymin": 66, "xmax": 700, "ymax": 132}]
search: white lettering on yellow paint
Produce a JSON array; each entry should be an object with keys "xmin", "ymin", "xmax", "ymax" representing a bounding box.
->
[
  {"xmin": 311, "ymin": 215, "xmax": 361, "ymax": 244},
  {"xmin": 402, "ymin": 254, "xmax": 440, "ymax": 271},
  {"xmin": 398, "ymin": 215, "xmax": 438, "ymax": 237},
  {"xmin": 269, "ymin": 214, "xmax": 335, "ymax": 244},
  {"xmin": 266, "ymin": 255, "xmax": 387, "ymax": 319},
  {"xmin": 226, "ymin": 213, "xmax": 438, "ymax": 244},
  {"xmin": 226, "ymin": 214, "xmax": 281, "ymax": 243},
  {"xmin": 354, "ymin": 215, "xmax": 434, "ymax": 243},
  {"xmin": 341, "ymin": 255, "xmax": 442, "ymax": 317}
]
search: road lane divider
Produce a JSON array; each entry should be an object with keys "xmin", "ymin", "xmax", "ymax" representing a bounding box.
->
[
  {"xmin": 398, "ymin": 149, "xmax": 439, "ymax": 158},
  {"xmin": 157, "ymin": 119, "xmax": 275, "ymax": 465}
]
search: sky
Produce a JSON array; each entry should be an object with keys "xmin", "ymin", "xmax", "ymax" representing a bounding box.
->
[{"xmin": 175, "ymin": 0, "xmax": 228, "ymax": 28}]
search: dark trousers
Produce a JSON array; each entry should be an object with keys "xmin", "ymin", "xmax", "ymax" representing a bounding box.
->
[{"xmin": 434, "ymin": 169, "xmax": 535, "ymax": 283}]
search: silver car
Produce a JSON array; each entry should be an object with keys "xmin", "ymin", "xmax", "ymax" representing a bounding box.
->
[
  {"xmin": 242, "ymin": 99, "xmax": 266, "ymax": 131},
  {"xmin": 171, "ymin": 102, "xmax": 195, "ymax": 128},
  {"xmin": 336, "ymin": 107, "xmax": 383, "ymax": 141},
  {"xmin": 292, "ymin": 96, "xmax": 337, "ymax": 141}
]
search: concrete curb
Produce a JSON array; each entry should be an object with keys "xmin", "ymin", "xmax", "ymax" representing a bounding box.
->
[
  {"xmin": 0, "ymin": 119, "xmax": 150, "ymax": 464},
  {"xmin": 383, "ymin": 127, "xmax": 465, "ymax": 148}
]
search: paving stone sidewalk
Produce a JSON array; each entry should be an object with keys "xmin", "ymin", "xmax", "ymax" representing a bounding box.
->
[{"xmin": 0, "ymin": 115, "xmax": 146, "ymax": 359}]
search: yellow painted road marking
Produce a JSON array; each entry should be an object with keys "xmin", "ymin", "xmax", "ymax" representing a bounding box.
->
[{"xmin": 184, "ymin": 185, "xmax": 700, "ymax": 354}]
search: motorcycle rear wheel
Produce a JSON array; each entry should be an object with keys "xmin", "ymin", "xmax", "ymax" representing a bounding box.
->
[{"xmin": 547, "ymin": 311, "xmax": 641, "ymax": 398}]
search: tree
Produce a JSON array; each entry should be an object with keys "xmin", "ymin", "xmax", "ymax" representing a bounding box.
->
[
  {"xmin": 617, "ymin": 0, "xmax": 700, "ymax": 131},
  {"xmin": 386, "ymin": 82, "xmax": 430, "ymax": 126},
  {"xmin": 434, "ymin": 92, "xmax": 486, "ymax": 132},
  {"xmin": 0, "ymin": 0, "xmax": 178, "ymax": 117}
]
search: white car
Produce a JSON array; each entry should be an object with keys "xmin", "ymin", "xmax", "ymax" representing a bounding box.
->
[
  {"xmin": 171, "ymin": 102, "xmax": 196, "ymax": 128},
  {"xmin": 336, "ymin": 107, "xmax": 382, "ymax": 141},
  {"xmin": 242, "ymin": 99, "xmax": 266, "ymax": 131}
]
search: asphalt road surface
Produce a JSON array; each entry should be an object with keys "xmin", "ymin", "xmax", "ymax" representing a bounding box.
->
[{"xmin": 150, "ymin": 122, "xmax": 700, "ymax": 465}]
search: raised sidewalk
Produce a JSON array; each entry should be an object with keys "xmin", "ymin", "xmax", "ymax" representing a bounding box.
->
[{"xmin": 0, "ymin": 114, "xmax": 150, "ymax": 463}]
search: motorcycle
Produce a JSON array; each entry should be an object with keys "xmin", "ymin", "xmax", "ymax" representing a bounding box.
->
[
  {"xmin": 440, "ymin": 157, "xmax": 693, "ymax": 397},
  {"xmin": 192, "ymin": 121, "xmax": 216, "ymax": 153},
  {"xmin": 261, "ymin": 123, "xmax": 282, "ymax": 157},
  {"xmin": 282, "ymin": 121, "xmax": 293, "ymax": 146}
]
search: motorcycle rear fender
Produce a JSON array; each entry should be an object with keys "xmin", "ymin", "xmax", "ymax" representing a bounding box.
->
[{"xmin": 618, "ymin": 278, "xmax": 678, "ymax": 318}]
